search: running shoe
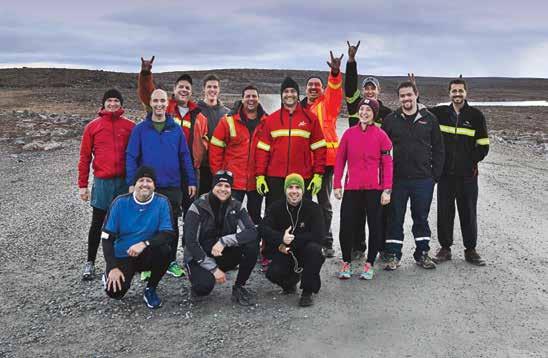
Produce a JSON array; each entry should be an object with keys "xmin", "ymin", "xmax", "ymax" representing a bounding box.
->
[
  {"xmin": 140, "ymin": 271, "xmax": 151, "ymax": 281},
  {"xmin": 360, "ymin": 263, "xmax": 375, "ymax": 280},
  {"xmin": 143, "ymin": 287, "xmax": 162, "ymax": 309},
  {"xmin": 415, "ymin": 252, "xmax": 437, "ymax": 269},
  {"xmin": 337, "ymin": 261, "xmax": 352, "ymax": 279},
  {"xmin": 82, "ymin": 261, "xmax": 95, "ymax": 281},
  {"xmin": 167, "ymin": 261, "xmax": 185, "ymax": 277},
  {"xmin": 384, "ymin": 255, "xmax": 400, "ymax": 271}
]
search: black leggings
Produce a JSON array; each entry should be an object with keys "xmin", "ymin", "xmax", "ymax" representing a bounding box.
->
[
  {"xmin": 105, "ymin": 244, "xmax": 171, "ymax": 300},
  {"xmin": 87, "ymin": 207, "xmax": 107, "ymax": 262},
  {"xmin": 339, "ymin": 190, "xmax": 383, "ymax": 264},
  {"xmin": 186, "ymin": 242, "xmax": 259, "ymax": 296}
]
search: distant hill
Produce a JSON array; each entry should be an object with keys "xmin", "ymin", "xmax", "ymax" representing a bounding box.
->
[{"xmin": 1, "ymin": 68, "xmax": 547, "ymax": 102}]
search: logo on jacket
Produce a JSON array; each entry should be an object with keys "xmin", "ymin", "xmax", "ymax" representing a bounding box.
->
[
  {"xmin": 418, "ymin": 120, "xmax": 427, "ymax": 125},
  {"xmin": 299, "ymin": 222, "xmax": 305, "ymax": 228},
  {"xmin": 463, "ymin": 121, "xmax": 472, "ymax": 127},
  {"xmin": 298, "ymin": 121, "xmax": 306, "ymax": 127}
]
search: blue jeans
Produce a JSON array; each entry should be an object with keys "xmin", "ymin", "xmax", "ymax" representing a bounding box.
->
[{"xmin": 386, "ymin": 178, "xmax": 434, "ymax": 260}]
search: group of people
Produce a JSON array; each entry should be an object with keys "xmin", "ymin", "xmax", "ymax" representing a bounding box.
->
[{"xmin": 77, "ymin": 41, "xmax": 490, "ymax": 309}]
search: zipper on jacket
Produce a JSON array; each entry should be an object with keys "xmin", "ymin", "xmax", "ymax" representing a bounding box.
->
[
  {"xmin": 452, "ymin": 110, "xmax": 460, "ymax": 173},
  {"xmin": 111, "ymin": 115, "xmax": 119, "ymax": 175},
  {"xmin": 286, "ymin": 112, "xmax": 293, "ymax": 176}
]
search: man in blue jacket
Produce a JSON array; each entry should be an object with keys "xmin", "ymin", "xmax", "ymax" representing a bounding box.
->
[{"xmin": 126, "ymin": 89, "xmax": 197, "ymax": 278}]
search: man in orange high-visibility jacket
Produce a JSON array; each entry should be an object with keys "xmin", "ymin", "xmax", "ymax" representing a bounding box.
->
[
  {"xmin": 209, "ymin": 85, "xmax": 268, "ymax": 224},
  {"xmin": 300, "ymin": 51, "xmax": 343, "ymax": 258},
  {"xmin": 255, "ymin": 77, "xmax": 327, "ymax": 209}
]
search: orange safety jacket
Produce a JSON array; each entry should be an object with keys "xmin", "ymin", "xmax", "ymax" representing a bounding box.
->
[
  {"xmin": 209, "ymin": 103, "xmax": 268, "ymax": 191},
  {"xmin": 138, "ymin": 71, "xmax": 209, "ymax": 168},
  {"xmin": 300, "ymin": 72, "xmax": 343, "ymax": 166},
  {"xmin": 255, "ymin": 104, "xmax": 326, "ymax": 180}
]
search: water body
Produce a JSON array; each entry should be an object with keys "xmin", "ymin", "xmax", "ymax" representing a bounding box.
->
[{"xmin": 436, "ymin": 100, "xmax": 548, "ymax": 107}]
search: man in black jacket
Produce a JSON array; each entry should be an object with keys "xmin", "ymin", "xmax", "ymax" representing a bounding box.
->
[
  {"xmin": 345, "ymin": 41, "xmax": 393, "ymax": 260},
  {"xmin": 183, "ymin": 171, "xmax": 259, "ymax": 306},
  {"xmin": 428, "ymin": 78, "xmax": 489, "ymax": 266},
  {"xmin": 381, "ymin": 82, "xmax": 444, "ymax": 270},
  {"xmin": 261, "ymin": 173, "xmax": 326, "ymax": 307}
]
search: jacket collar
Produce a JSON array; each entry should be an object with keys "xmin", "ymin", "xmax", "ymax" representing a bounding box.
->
[
  {"xmin": 98, "ymin": 107, "xmax": 125, "ymax": 119},
  {"xmin": 144, "ymin": 113, "xmax": 177, "ymax": 129}
]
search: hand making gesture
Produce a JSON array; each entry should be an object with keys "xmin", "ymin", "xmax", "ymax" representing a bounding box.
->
[
  {"xmin": 327, "ymin": 51, "xmax": 344, "ymax": 75},
  {"xmin": 140, "ymin": 56, "xmax": 155, "ymax": 72},
  {"xmin": 347, "ymin": 40, "xmax": 361, "ymax": 62}
]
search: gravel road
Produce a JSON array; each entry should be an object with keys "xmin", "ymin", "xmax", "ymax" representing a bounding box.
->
[{"xmin": 1, "ymin": 139, "xmax": 546, "ymax": 358}]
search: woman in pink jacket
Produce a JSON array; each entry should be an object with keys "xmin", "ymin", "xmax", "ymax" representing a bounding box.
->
[{"xmin": 334, "ymin": 98, "xmax": 393, "ymax": 279}]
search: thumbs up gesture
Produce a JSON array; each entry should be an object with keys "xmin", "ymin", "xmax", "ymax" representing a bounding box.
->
[{"xmin": 283, "ymin": 226, "xmax": 295, "ymax": 245}]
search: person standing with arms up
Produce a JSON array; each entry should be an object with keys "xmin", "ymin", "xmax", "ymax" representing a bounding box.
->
[{"xmin": 300, "ymin": 51, "xmax": 344, "ymax": 258}]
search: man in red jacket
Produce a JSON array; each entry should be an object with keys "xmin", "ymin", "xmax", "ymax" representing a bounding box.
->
[
  {"xmin": 78, "ymin": 89, "xmax": 135, "ymax": 281},
  {"xmin": 300, "ymin": 51, "xmax": 343, "ymax": 258},
  {"xmin": 255, "ymin": 77, "xmax": 327, "ymax": 208},
  {"xmin": 209, "ymin": 85, "xmax": 268, "ymax": 224}
]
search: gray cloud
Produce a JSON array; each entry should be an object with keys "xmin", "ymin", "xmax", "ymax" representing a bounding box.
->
[{"xmin": 1, "ymin": 0, "xmax": 547, "ymax": 77}]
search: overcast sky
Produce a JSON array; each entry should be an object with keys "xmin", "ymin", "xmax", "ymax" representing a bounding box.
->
[{"xmin": 1, "ymin": 0, "xmax": 546, "ymax": 77}]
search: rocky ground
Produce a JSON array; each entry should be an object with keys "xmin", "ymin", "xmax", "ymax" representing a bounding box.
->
[{"xmin": 0, "ymin": 69, "xmax": 547, "ymax": 357}]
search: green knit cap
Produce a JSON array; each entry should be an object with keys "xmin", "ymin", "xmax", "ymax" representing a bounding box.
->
[{"xmin": 284, "ymin": 173, "xmax": 305, "ymax": 191}]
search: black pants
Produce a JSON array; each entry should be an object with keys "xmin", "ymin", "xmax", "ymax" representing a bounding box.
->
[
  {"xmin": 265, "ymin": 177, "xmax": 312, "ymax": 209},
  {"xmin": 87, "ymin": 207, "xmax": 107, "ymax": 262},
  {"xmin": 199, "ymin": 166, "xmax": 213, "ymax": 196},
  {"xmin": 181, "ymin": 168, "xmax": 199, "ymax": 218},
  {"xmin": 186, "ymin": 241, "xmax": 259, "ymax": 296},
  {"xmin": 316, "ymin": 166, "xmax": 334, "ymax": 248},
  {"xmin": 156, "ymin": 187, "xmax": 182, "ymax": 262},
  {"xmin": 437, "ymin": 175, "xmax": 479, "ymax": 250},
  {"xmin": 339, "ymin": 190, "xmax": 383, "ymax": 264},
  {"xmin": 266, "ymin": 241, "xmax": 325, "ymax": 294},
  {"xmin": 105, "ymin": 244, "xmax": 171, "ymax": 299},
  {"xmin": 232, "ymin": 189, "xmax": 263, "ymax": 225}
]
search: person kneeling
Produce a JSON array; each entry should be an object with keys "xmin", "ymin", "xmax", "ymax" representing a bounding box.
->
[
  {"xmin": 261, "ymin": 173, "xmax": 326, "ymax": 307},
  {"xmin": 183, "ymin": 171, "xmax": 259, "ymax": 306},
  {"xmin": 102, "ymin": 166, "xmax": 174, "ymax": 309}
]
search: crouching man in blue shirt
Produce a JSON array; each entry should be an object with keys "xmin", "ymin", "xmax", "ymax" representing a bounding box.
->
[{"xmin": 101, "ymin": 166, "xmax": 174, "ymax": 309}]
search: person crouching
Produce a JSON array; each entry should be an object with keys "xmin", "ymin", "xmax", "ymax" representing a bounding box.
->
[
  {"xmin": 183, "ymin": 170, "xmax": 259, "ymax": 306},
  {"xmin": 261, "ymin": 173, "xmax": 326, "ymax": 307}
]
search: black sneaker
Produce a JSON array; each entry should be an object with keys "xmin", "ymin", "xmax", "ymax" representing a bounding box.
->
[
  {"xmin": 299, "ymin": 291, "xmax": 314, "ymax": 307},
  {"xmin": 282, "ymin": 284, "xmax": 297, "ymax": 295},
  {"xmin": 231, "ymin": 285, "xmax": 257, "ymax": 306},
  {"xmin": 465, "ymin": 249, "xmax": 486, "ymax": 266},
  {"xmin": 323, "ymin": 247, "xmax": 335, "ymax": 258},
  {"xmin": 415, "ymin": 252, "xmax": 437, "ymax": 269}
]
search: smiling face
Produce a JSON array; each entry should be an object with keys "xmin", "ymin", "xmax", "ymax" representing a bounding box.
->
[
  {"xmin": 450, "ymin": 83, "xmax": 467, "ymax": 106},
  {"xmin": 282, "ymin": 87, "xmax": 299, "ymax": 108},
  {"xmin": 286, "ymin": 184, "xmax": 303, "ymax": 206},
  {"xmin": 306, "ymin": 78, "xmax": 323, "ymax": 102},
  {"xmin": 173, "ymin": 80, "xmax": 192, "ymax": 105},
  {"xmin": 104, "ymin": 98, "xmax": 121, "ymax": 112},
  {"xmin": 150, "ymin": 89, "xmax": 168, "ymax": 119},
  {"xmin": 362, "ymin": 83, "xmax": 379, "ymax": 100},
  {"xmin": 358, "ymin": 104, "xmax": 375, "ymax": 125},
  {"xmin": 134, "ymin": 177, "xmax": 155, "ymax": 202},
  {"xmin": 204, "ymin": 80, "xmax": 220, "ymax": 103},
  {"xmin": 398, "ymin": 86, "xmax": 417, "ymax": 112},
  {"xmin": 242, "ymin": 88, "xmax": 259, "ymax": 113},
  {"xmin": 212, "ymin": 181, "xmax": 231, "ymax": 202}
]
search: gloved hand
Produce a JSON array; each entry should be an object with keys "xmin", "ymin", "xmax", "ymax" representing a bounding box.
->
[
  {"xmin": 256, "ymin": 175, "xmax": 269, "ymax": 196},
  {"xmin": 307, "ymin": 174, "xmax": 323, "ymax": 196}
]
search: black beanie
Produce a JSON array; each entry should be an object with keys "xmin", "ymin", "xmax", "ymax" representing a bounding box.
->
[
  {"xmin": 175, "ymin": 74, "xmax": 193, "ymax": 86},
  {"xmin": 212, "ymin": 170, "xmax": 233, "ymax": 187},
  {"xmin": 134, "ymin": 165, "xmax": 157, "ymax": 185},
  {"xmin": 280, "ymin": 77, "xmax": 299, "ymax": 98},
  {"xmin": 102, "ymin": 88, "xmax": 123, "ymax": 107}
]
